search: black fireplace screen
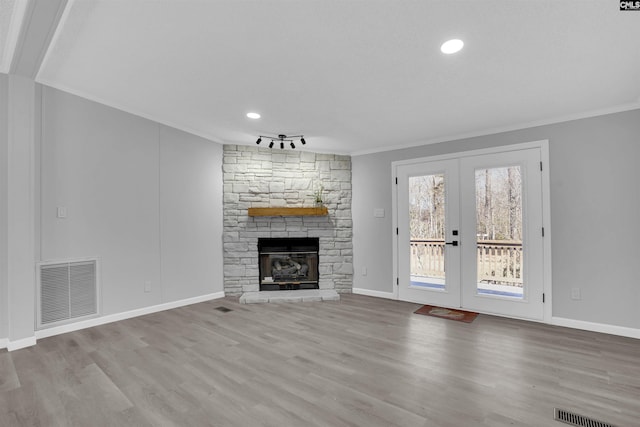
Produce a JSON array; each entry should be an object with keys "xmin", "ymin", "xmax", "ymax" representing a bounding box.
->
[{"xmin": 258, "ymin": 238, "xmax": 319, "ymax": 291}]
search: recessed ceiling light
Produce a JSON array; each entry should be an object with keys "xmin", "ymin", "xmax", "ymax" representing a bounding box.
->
[
  {"xmin": 246, "ymin": 112, "xmax": 261, "ymax": 119},
  {"xmin": 441, "ymin": 39, "xmax": 464, "ymax": 54}
]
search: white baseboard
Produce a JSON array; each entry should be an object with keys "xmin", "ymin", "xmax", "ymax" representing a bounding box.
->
[
  {"xmin": 7, "ymin": 336, "xmax": 38, "ymax": 351},
  {"xmin": 35, "ymin": 291, "xmax": 226, "ymax": 341},
  {"xmin": 351, "ymin": 289, "xmax": 640, "ymax": 340},
  {"xmin": 551, "ymin": 316, "xmax": 640, "ymax": 340},
  {"xmin": 0, "ymin": 338, "xmax": 8, "ymax": 350},
  {"xmin": 352, "ymin": 288, "xmax": 395, "ymax": 300}
]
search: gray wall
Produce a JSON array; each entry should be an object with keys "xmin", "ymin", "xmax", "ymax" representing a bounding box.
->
[
  {"xmin": 0, "ymin": 74, "xmax": 7, "ymax": 339},
  {"xmin": 6, "ymin": 75, "xmax": 37, "ymax": 343},
  {"xmin": 40, "ymin": 87, "xmax": 223, "ymax": 317},
  {"xmin": 353, "ymin": 109, "xmax": 640, "ymax": 329},
  {"xmin": 159, "ymin": 125, "xmax": 223, "ymax": 302}
]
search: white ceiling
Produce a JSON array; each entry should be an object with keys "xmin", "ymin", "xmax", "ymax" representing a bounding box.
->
[{"xmin": 8, "ymin": 0, "xmax": 640, "ymax": 154}]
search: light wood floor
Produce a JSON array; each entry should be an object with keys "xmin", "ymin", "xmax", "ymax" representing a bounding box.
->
[{"xmin": 1, "ymin": 294, "xmax": 639, "ymax": 426}]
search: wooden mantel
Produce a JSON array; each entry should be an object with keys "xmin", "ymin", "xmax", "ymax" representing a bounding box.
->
[{"xmin": 248, "ymin": 206, "xmax": 329, "ymax": 217}]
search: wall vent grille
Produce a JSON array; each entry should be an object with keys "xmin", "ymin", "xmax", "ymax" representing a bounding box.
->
[
  {"xmin": 554, "ymin": 408, "xmax": 616, "ymax": 427},
  {"xmin": 38, "ymin": 259, "xmax": 99, "ymax": 329}
]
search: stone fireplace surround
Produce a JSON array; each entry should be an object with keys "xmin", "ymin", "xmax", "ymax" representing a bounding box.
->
[{"xmin": 222, "ymin": 145, "xmax": 353, "ymax": 297}]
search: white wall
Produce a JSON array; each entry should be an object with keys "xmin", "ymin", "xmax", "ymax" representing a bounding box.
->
[
  {"xmin": 40, "ymin": 87, "xmax": 223, "ymax": 318},
  {"xmin": 353, "ymin": 109, "xmax": 640, "ymax": 330}
]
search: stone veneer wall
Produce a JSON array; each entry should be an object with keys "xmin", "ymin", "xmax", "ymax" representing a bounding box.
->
[{"xmin": 223, "ymin": 145, "xmax": 353, "ymax": 295}]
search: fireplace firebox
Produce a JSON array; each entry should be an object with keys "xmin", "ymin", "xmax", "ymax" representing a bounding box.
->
[{"xmin": 258, "ymin": 238, "xmax": 319, "ymax": 291}]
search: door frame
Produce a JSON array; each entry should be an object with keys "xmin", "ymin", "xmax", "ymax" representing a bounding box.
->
[{"xmin": 392, "ymin": 140, "xmax": 552, "ymax": 323}]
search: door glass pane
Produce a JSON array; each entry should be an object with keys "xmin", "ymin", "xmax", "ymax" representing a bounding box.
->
[
  {"xmin": 409, "ymin": 174, "xmax": 446, "ymax": 290},
  {"xmin": 475, "ymin": 166, "xmax": 523, "ymax": 298}
]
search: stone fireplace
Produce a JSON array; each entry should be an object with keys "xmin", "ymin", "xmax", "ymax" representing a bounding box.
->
[{"xmin": 222, "ymin": 145, "xmax": 353, "ymax": 296}]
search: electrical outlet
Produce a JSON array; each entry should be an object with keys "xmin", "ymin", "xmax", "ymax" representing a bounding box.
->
[
  {"xmin": 362, "ymin": 267, "xmax": 367, "ymax": 276},
  {"xmin": 144, "ymin": 281, "xmax": 152, "ymax": 293},
  {"xmin": 570, "ymin": 287, "xmax": 581, "ymax": 300}
]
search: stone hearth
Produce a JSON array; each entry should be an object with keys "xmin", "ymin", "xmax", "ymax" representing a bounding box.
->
[
  {"xmin": 222, "ymin": 145, "xmax": 353, "ymax": 297},
  {"xmin": 239, "ymin": 289, "xmax": 340, "ymax": 304}
]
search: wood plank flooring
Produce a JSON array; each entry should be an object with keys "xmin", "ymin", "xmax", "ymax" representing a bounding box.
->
[{"xmin": 1, "ymin": 294, "xmax": 639, "ymax": 426}]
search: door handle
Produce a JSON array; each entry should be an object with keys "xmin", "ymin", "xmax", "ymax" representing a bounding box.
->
[{"xmin": 445, "ymin": 241, "xmax": 459, "ymax": 246}]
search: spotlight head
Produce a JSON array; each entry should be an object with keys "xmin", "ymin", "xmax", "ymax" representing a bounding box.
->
[
  {"xmin": 269, "ymin": 141, "xmax": 274, "ymax": 148},
  {"xmin": 256, "ymin": 137, "xmax": 262, "ymax": 145},
  {"xmin": 280, "ymin": 142, "xmax": 284, "ymax": 149},
  {"xmin": 300, "ymin": 137, "xmax": 306, "ymax": 145},
  {"xmin": 290, "ymin": 142, "xmax": 295, "ymax": 149}
]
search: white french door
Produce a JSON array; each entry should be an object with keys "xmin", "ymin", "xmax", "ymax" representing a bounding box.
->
[
  {"xmin": 395, "ymin": 144, "xmax": 547, "ymax": 321},
  {"xmin": 459, "ymin": 149, "xmax": 544, "ymax": 319},
  {"xmin": 397, "ymin": 159, "xmax": 461, "ymax": 308}
]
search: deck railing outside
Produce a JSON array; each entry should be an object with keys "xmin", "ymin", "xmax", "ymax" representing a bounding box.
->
[{"xmin": 410, "ymin": 239, "xmax": 523, "ymax": 287}]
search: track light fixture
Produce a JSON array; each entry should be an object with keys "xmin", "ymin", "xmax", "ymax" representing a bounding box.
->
[{"xmin": 253, "ymin": 134, "xmax": 308, "ymax": 150}]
